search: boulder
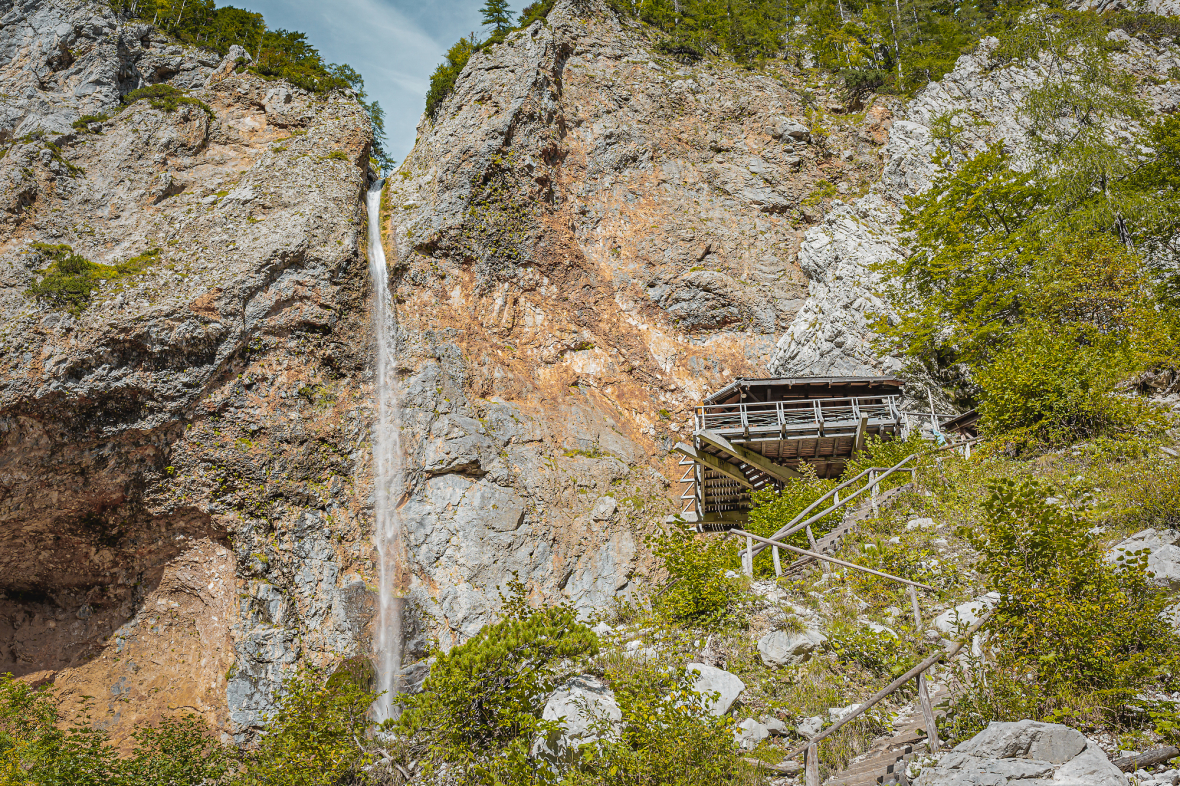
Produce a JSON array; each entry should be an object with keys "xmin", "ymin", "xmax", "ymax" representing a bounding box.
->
[
  {"xmin": 590, "ymin": 496, "xmax": 618, "ymax": 521},
  {"xmin": 1108, "ymin": 529, "xmax": 1180, "ymax": 588},
  {"xmin": 686, "ymin": 663, "xmax": 745, "ymax": 716},
  {"xmin": 735, "ymin": 717, "xmax": 770, "ymax": 749},
  {"xmin": 532, "ymin": 675, "xmax": 622, "ymax": 764},
  {"xmin": 774, "ymin": 119, "xmax": 811, "ymax": 141},
  {"xmin": 758, "ymin": 627, "xmax": 827, "ymax": 667},
  {"xmin": 797, "ymin": 715, "xmax": 824, "ymax": 739},
  {"xmin": 933, "ymin": 593, "xmax": 999, "ymax": 636},
  {"xmin": 760, "ymin": 716, "xmax": 789, "ymax": 736},
  {"xmin": 914, "ymin": 720, "xmax": 1128, "ymax": 786}
]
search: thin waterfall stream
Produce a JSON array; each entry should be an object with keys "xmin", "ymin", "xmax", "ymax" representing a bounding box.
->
[{"xmin": 366, "ymin": 179, "xmax": 405, "ymax": 724}]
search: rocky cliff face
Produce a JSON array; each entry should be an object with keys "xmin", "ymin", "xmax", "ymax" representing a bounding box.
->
[
  {"xmin": 0, "ymin": 0, "xmax": 375, "ymax": 743},
  {"xmin": 768, "ymin": 31, "xmax": 1180, "ymax": 383},
  {"xmin": 383, "ymin": 0, "xmax": 902, "ymax": 649},
  {"xmin": 4, "ymin": 0, "xmax": 1176, "ymax": 749}
]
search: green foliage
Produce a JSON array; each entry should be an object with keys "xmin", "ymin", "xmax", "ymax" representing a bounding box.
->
[
  {"xmin": 122, "ymin": 715, "xmax": 235, "ymax": 785},
  {"xmin": 975, "ymin": 321, "xmax": 1166, "ymax": 447},
  {"xmin": 26, "ymin": 244, "xmax": 157, "ymax": 316},
  {"xmin": 829, "ymin": 626, "xmax": 915, "ymax": 679},
  {"xmin": 745, "ymin": 433, "xmax": 924, "ymax": 577},
  {"xmin": 519, "ymin": 0, "xmax": 557, "ymax": 27},
  {"xmin": 648, "ymin": 521, "xmax": 740, "ymax": 624},
  {"xmin": 105, "ymin": 0, "xmax": 391, "ymax": 171},
  {"xmin": 121, "ymin": 83, "xmax": 214, "ymax": 118},
  {"xmin": 71, "ymin": 113, "xmax": 109, "ymax": 132},
  {"xmin": 878, "ymin": 12, "xmax": 1180, "ymax": 446},
  {"xmin": 0, "ymin": 673, "xmax": 232, "ymax": 786},
  {"xmin": 481, "ymin": 0, "xmax": 514, "ymax": 34},
  {"xmin": 399, "ymin": 580, "xmax": 598, "ymax": 784},
  {"xmin": 238, "ymin": 665, "xmax": 374, "ymax": 786},
  {"xmin": 946, "ymin": 478, "xmax": 1180, "ymax": 737},
  {"xmin": 609, "ymin": 0, "xmax": 788, "ymax": 64},
  {"xmin": 425, "ymin": 37, "xmax": 476, "ymax": 119},
  {"xmin": 569, "ymin": 663, "xmax": 754, "ymax": 786}
]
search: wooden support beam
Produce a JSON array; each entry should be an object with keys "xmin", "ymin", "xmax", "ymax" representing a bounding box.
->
[
  {"xmin": 674, "ymin": 443, "xmax": 752, "ymax": 489},
  {"xmin": 697, "ymin": 429, "xmax": 801, "ymax": 484},
  {"xmin": 853, "ymin": 415, "xmax": 869, "ymax": 455}
]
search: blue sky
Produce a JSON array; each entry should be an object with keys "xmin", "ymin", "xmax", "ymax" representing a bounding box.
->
[{"xmin": 237, "ymin": 0, "xmax": 487, "ymax": 162}]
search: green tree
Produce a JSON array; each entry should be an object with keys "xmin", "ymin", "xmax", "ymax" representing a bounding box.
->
[
  {"xmin": 481, "ymin": 0, "xmax": 514, "ymax": 34},
  {"xmin": 648, "ymin": 521, "xmax": 739, "ymax": 623},
  {"xmin": 238, "ymin": 665, "xmax": 374, "ymax": 786},
  {"xmin": 425, "ymin": 37, "xmax": 476, "ymax": 119},
  {"xmin": 399, "ymin": 581, "xmax": 598, "ymax": 785}
]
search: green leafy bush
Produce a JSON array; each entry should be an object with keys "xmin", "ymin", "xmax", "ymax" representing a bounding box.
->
[
  {"xmin": 26, "ymin": 244, "xmax": 158, "ymax": 316},
  {"xmin": 425, "ymin": 37, "xmax": 476, "ymax": 120},
  {"xmin": 570, "ymin": 662, "xmax": 756, "ymax": 786},
  {"xmin": 945, "ymin": 478, "xmax": 1180, "ymax": 738},
  {"xmin": 975, "ymin": 322, "xmax": 1166, "ymax": 447},
  {"xmin": 648, "ymin": 521, "xmax": 739, "ymax": 624},
  {"xmin": 238, "ymin": 665, "xmax": 374, "ymax": 786},
  {"xmin": 399, "ymin": 583, "xmax": 598, "ymax": 784},
  {"xmin": 121, "ymin": 84, "xmax": 214, "ymax": 118}
]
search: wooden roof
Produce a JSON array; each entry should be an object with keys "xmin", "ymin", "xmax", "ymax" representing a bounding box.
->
[{"xmin": 702, "ymin": 376, "xmax": 904, "ymax": 406}]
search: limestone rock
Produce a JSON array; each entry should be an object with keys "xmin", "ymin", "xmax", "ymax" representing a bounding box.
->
[
  {"xmin": 797, "ymin": 715, "xmax": 824, "ymax": 739},
  {"xmin": 735, "ymin": 718, "xmax": 770, "ymax": 750},
  {"xmin": 533, "ymin": 675, "xmax": 622, "ymax": 764},
  {"xmin": 1108, "ymin": 529, "xmax": 1180, "ymax": 588},
  {"xmin": 686, "ymin": 663, "xmax": 745, "ymax": 716},
  {"xmin": 914, "ymin": 720, "xmax": 1128, "ymax": 786},
  {"xmin": 933, "ymin": 593, "xmax": 1000, "ymax": 636},
  {"xmin": 757, "ymin": 627, "xmax": 827, "ymax": 667}
]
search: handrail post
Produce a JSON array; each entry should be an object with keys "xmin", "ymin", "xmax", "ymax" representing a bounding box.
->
[
  {"xmin": 908, "ymin": 584, "xmax": 922, "ymax": 631},
  {"xmin": 744, "ymin": 535, "xmax": 754, "ymax": 577},
  {"xmin": 919, "ymin": 672, "xmax": 940, "ymax": 753},
  {"xmin": 777, "ymin": 400, "xmax": 786, "ymax": 438},
  {"xmin": 741, "ymin": 403, "xmax": 750, "ymax": 439},
  {"xmin": 870, "ymin": 469, "xmax": 879, "ymax": 515},
  {"xmin": 805, "ymin": 743, "xmax": 820, "ymax": 786},
  {"xmin": 806, "ymin": 525, "xmax": 830, "ymax": 574},
  {"xmin": 772, "ymin": 546, "xmax": 782, "ymax": 577}
]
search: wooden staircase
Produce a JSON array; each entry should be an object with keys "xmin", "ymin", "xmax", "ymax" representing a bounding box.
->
[
  {"xmin": 782, "ymin": 483, "xmax": 912, "ymax": 576},
  {"xmin": 823, "ymin": 686, "xmax": 945, "ymax": 786}
]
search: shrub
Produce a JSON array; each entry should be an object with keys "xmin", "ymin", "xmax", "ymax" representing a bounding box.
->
[
  {"xmin": 0, "ymin": 673, "xmax": 231, "ymax": 786},
  {"xmin": 238, "ymin": 665, "xmax": 374, "ymax": 786},
  {"xmin": 975, "ymin": 321, "xmax": 1166, "ymax": 447},
  {"xmin": 648, "ymin": 521, "xmax": 739, "ymax": 624},
  {"xmin": 398, "ymin": 582, "xmax": 598, "ymax": 784},
  {"xmin": 121, "ymin": 84, "xmax": 214, "ymax": 118},
  {"xmin": 425, "ymin": 37, "xmax": 475, "ymax": 119},
  {"xmin": 25, "ymin": 244, "xmax": 158, "ymax": 316},
  {"xmin": 570, "ymin": 663, "xmax": 756, "ymax": 786},
  {"xmin": 946, "ymin": 478, "xmax": 1180, "ymax": 738}
]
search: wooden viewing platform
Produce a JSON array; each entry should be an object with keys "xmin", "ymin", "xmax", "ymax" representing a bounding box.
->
[{"xmin": 675, "ymin": 376, "xmax": 904, "ymax": 529}]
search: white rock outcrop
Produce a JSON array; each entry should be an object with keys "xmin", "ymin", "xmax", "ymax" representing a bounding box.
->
[
  {"xmin": 532, "ymin": 675, "xmax": 622, "ymax": 764},
  {"xmin": 686, "ymin": 663, "xmax": 745, "ymax": 716},
  {"xmin": 1108, "ymin": 529, "xmax": 1180, "ymax": 588},
  {"xmin": 757, "ymin": 627, "xmax": 827, "ymax": 667},
  {"xmin": 933, "ymin": 593, "xmax": 1000, "ymax": 637},
  {"xmin": 914, "ymin": 720, "xmax": 1128, "ymax": 785}
]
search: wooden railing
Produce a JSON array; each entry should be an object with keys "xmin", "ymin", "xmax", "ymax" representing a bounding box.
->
[{"xmin": 693, "ymin": 395, "xmax": 901, "ymax": 437}]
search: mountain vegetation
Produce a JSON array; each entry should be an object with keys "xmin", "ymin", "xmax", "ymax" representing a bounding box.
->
[
  {"xmin": 878, "ymin": 8, "xmax": 1180, "ymax": 448},
  {"xmin": 105, "ymin": 0, "xmax": 393, "ymax": 171}
]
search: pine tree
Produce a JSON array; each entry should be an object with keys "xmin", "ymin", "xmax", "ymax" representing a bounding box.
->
[{"xmin": 480, "ymin": 0, "xmax": 513, "ymax": 34}]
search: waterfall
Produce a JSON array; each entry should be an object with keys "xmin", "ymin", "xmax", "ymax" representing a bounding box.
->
[{"xmin": 366, "ymin": 180, "xmax": 405, "ymax": 725}]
